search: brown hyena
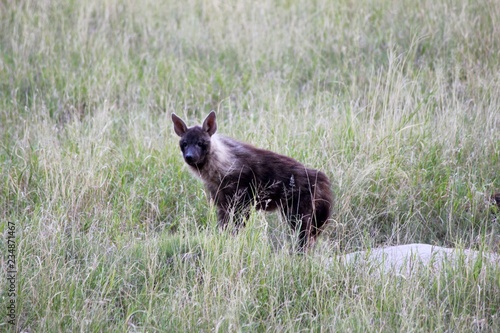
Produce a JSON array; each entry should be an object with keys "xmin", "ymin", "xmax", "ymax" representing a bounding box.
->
[{"xmin": 172, "ymin": 111, "xmax": 332, "ymax": 251}]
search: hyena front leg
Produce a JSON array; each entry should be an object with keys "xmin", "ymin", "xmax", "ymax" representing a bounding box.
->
[
  {"xmin": 216, "ymin": 201, "xmax": 250, "ymax": 233},
  {"xmin": 211, "ymin": 190, "xmax": 233, "ymax": 230},
  {"xmin": 216, "ymin": 205, "xmax": 231, "ymax": 230}
]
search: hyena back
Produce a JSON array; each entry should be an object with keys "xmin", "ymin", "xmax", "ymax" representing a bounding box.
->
[{"xmin": 172, "ymin": 111, "xmax": 332, "ymax": 251}]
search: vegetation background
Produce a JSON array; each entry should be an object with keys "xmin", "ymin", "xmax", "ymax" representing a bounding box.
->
[{"xmin": 1, "ymin": 0, "xmax": 499, "ymax": 331}]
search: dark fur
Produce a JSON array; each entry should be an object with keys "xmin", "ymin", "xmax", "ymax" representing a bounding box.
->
[{"xmin": 172, "ymin": 111, "xmax": 333, "ymax": 251}]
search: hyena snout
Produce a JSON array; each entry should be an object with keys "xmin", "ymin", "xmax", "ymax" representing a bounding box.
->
[
  {"xmin": 183, "ymin": 146, "xmax": 203, "ymax": 165},
  {"xmin": 183, "ymin": 150, "xmax": 195, "ymax": 164}
]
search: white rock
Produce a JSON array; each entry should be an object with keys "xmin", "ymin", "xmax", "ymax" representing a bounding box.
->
[{"xmin": 336, "ymin": 243, "xmax": 499, "ymax": 275}]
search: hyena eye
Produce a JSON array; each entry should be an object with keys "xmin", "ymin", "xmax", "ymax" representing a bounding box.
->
[
  {"xmin": 180, "ymin": 142, "xmax": 187, "ymax": 149},
  {"xmin": 197, "ymin": 141, "xmax": 205, "ymax": 147}
]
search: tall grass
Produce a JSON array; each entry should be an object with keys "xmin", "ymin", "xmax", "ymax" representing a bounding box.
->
[{"xmin": 1, "ymin": 0, "xmax": 499, "ymax": 331}]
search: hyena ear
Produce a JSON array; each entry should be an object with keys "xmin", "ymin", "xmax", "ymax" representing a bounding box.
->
[
  {"xmin": 171, "ymin": 113, "xmax": 188, "ymax": 137},
  {"xmin": 202, "ymin": 111, "xmax": 217, "ymax": 136}
]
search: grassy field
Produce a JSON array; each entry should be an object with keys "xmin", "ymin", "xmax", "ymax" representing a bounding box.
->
[{"xmin": 1, "ymin": 0, "xmax": 499, "ymax": 331}]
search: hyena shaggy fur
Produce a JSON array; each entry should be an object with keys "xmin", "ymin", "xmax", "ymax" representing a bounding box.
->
[{"xmin": 172, "ymin": 111, "xmax": 333, "ymax": 251}]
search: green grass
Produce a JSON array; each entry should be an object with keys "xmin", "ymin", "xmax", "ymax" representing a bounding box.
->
[{"xmin": 1, "ymin": 0, "xmax": 499, "ymax": 331}]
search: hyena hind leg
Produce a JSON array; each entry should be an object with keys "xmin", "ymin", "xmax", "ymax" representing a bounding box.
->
[
  {"xmin": 309, "ymin": 200, "xmax": 331, "ymax": 241},
  {"xmin": 290, "ymin": 202, "xmax": 331, "ymax": 253},
  {"xmin": 282, "ymin": 213, "xmax": 313, "ymax": 253},
  {"xmin": 297, "ymin": 215, "xmax": 314, "ymax": 253}
]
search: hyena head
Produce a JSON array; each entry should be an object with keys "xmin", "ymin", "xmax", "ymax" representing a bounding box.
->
[{"xmin": 171, "ymin": 111, "xmax": 217, "ymax": 168}]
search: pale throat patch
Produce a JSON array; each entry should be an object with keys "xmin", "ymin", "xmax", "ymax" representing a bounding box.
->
[{"xmin": 206, "ymin": 134, "xmax": 240, "ymax": 178}]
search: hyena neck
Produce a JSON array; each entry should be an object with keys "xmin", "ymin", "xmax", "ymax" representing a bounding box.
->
[{"xmin": 195, "ymin": 134, "xmax": 238, "ymax": 184}]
